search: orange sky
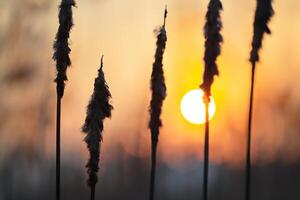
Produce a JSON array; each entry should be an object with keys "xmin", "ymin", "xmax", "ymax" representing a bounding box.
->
[
  {"xmin": 1, "ymin": 0, "xmax": 300, "ymax": 168},
  {"xmin": 61, "ymin": 0, "xmax": 300, "ymax": 168}
]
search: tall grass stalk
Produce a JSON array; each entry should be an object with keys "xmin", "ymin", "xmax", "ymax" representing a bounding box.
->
[
  {"xmin": 148, "ymin": 7, "xmax": 168, "ymax": 200},
  {"xmin": 200, "ymin": 1, "xmax": 223, "ymax": 200},
  {"xmin": 52, "ymin": 0, "xmax": 75, "ymax": 199},
  {"xmin": 82, "ymin": 56, "xmax": 113, "ymax": 200},
  {"xmin": 247, "ymin": 1, "xmax": 274, "ymax": 200}
]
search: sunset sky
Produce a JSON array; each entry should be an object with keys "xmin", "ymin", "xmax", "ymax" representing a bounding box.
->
[{"xmin": 1, "ymin": 0, "xmax": 300, "ymax": 169}]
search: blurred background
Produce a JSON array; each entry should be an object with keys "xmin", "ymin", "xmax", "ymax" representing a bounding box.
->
[{"xmin": 1, "ymin": 0, "xmax": 300, "ymax": 199}]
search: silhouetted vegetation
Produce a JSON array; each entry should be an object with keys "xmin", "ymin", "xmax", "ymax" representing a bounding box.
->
[
  {"xmin": 200, "ymin": 0, "xmax": 223, "ymax": 199},
  {"xmin": 82, "ymin": 56, "xmax": 113, "ymax": 200},
  {"xmin": 148, "ymin": 7, "xmax": 168, "ymax": 200},
  {"xmin": 246, "ymin": 1, "xmax": 274, "ymax": 200},
  {"xmin": 52, "ymin": 0, "xmax": 76, "ymax": 199}
]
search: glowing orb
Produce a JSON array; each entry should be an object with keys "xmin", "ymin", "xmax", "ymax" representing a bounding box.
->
[{"xmin": 180, "ymin": 89, "xmax": 216, "ymax": 124}]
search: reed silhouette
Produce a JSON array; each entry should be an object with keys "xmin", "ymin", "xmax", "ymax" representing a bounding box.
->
[
  {"xmin": 82, "ymin": 55, "xmax": 113, "ymax": 200},
  {"xmin": 52, "ymin": 0, "xmax": 75, "ymax": 199},
  {"xmin": 246, "ymin": 1, "xmax": 274, "ymax": 200},
  {"xmin": 148, "ymin": 7, "xmax": 168, "ymax": 200},
  {"xmin": 200, "ymin": 0, "xmax": 223, "ymax": 200}
]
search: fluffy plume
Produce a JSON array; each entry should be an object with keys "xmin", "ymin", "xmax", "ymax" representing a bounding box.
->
[
  {"xmin": 82, "ymin": 56, "xmax": 113, "ymax": 199},
  {"xmin": 149, "ymin": 8, "xmax": 167, "ymax": 142},
  {"xmin": 200, "ymin": 0, "xmax": 223, "ymax": 97},
  {"xmin": 148, "ymin": 7, "xmax": 168, "ymax": 200},
  {"xmin": 250, "ymin": 0, "xmax": 274, "ymax": 64},
  {"xmin": 53, "ymin": 0, "xmax": 76, "ymax": 98}
]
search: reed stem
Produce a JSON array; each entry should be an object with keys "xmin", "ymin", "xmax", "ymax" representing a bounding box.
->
[
  {"xmin": 203, "ymin": 100, "xmax": 210, "ymax": 200},
  {"xmin": 149, "ymin": 139, "xmax": 158, "ymax": 200},
  {"xmin": 56, "ymin": 95, "xmax": 61, "ymax": 200},
  {"xmin": 91, "ymin": 185, "xmax": 95, "ymax": 200},
  {"xmin": 246, "ymin": 63, "xmax": 256, "ymax": 200}
]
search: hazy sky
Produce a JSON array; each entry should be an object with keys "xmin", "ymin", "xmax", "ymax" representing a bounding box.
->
[{"xmin": 1, "ymin": 0, "xmax": 300, "ymax": 168}]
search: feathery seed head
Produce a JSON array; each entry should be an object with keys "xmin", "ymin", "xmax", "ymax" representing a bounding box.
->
[
  {"xmin": 82, "ymin": 56, "xmax": 112, "ymax": 187},
  {"xmin": 250, "ymin": 0, "xmax": 274, "ymax": 64},
  {"xmin": 53, "ymin": 0, "xmax": 76, "ymax": 98},
  {"xmin": 200, "ymin": 0, "xmax": 223, "ymax": 97},
  {"xmin": 149, "ymin": 8, "xmax": 168, "ymax": 142}
]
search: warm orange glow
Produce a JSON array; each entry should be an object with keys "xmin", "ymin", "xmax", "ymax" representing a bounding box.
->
[{"xmin": 1, "ymin": 0, "xmax": 298, "ymax": 168}]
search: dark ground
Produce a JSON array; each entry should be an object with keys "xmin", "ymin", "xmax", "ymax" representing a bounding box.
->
[{"xmin": 1, "ymin": 144, "xmax": 299, "ymax": 200}]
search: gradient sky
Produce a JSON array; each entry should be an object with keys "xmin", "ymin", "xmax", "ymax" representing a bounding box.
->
[{"xmin": 1, "ymin": 0, "xmax": 300, "ymax": 168}]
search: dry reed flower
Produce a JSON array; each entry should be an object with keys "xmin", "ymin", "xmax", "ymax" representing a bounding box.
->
[
  {"xmin": 53, "ymin": 0, "xmax": 76, "ymax": 98},
  {"xmin": 82, "ymin": 55, "xmax": 113, "ymax": 200},
  {"xmin": 200, "ymin": 0, "xmax": 223, "ymax": 98}
]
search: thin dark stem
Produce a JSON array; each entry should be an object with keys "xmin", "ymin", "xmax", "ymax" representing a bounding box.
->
[
  {"xmin": 91, "ymin": 185, "xmax": 95, "ymax": 200},
  {"xmin": 56, "ymin": 95, "xmax": 61, "ymax": 200},
  {"xmin": 203, "ymin": 101, "xmax": 210, "ymax": 200},
  {"xmin": 149, "ymin": 140, "xmax": 158, "ymax": 200},
  {"xmin": 246, "ymin": 63, "xmax": 256, "ymax": 200}
]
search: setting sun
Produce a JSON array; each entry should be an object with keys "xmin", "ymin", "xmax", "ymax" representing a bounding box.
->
[{"xmin": 180, "ymin": 89, "xmax": 216, "ymax": 124}]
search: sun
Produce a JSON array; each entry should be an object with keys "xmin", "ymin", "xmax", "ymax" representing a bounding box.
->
[{"xmin": 180, "ymin": 89, "xmax": 216, "ymax": 124}]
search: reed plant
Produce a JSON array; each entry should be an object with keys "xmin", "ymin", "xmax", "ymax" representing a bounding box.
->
[
  {"xmin": 52, "ymin": 0, "xmax": 75, "ymax": 199},
  {"xmin": 148, "ymin": 7, "xmax": 168, "ymax": 200},
  {"xmin": 82, "ymin": 55, "xmax": 113, "ymax": 200},
  {"xmin": 200, "ymin": 1, "xmax": 223, "ymax": 200},
  {"xmin": 246, "ymin": 1, "xmax": 274, "ymax": 200}
]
